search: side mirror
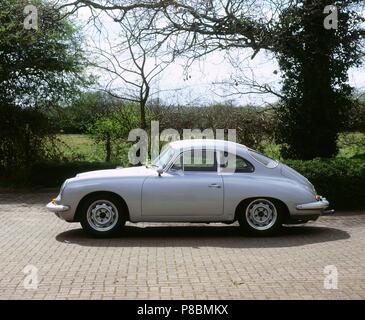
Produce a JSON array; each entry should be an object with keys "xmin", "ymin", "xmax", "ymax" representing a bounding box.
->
[{"xmin": 157, "ymin": 168, "xmax": 164, "ymax": 176}]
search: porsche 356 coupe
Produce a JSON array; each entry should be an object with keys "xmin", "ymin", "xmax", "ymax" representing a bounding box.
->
[{"xmin": 47, "ymin": 139, "xmax": 331, "ymax": 236}]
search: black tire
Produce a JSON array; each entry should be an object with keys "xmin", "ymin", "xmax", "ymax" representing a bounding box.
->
[
  {"xmin": 79, "ymin": 193, "xmax": 126, "ymax": 237},
  {"xmin": 237, "ymin": 198, "xmax": 284, "ymax": 236}
]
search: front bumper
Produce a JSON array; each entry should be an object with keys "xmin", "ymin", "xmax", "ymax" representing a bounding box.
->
[
  {"xmin": 46, "ymin": 201, "xmax": 70, "ymax": 212},
  {"xmin": 296, "ymin": 197, "xmax": 329, "ymax": 210}
]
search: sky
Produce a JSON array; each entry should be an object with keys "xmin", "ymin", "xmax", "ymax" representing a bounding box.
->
[{"xmin": 73, "ymin": 4, "xmax": 365, "ymax": 107}]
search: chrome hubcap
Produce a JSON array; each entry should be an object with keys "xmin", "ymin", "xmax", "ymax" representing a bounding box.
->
[
  {"xmin": 245, "ymin": 199, "xmax": 277, "ymax": 231},
  {"xmin": 86, "ymin": 200, "xmax": 118, "ymax": 232}
]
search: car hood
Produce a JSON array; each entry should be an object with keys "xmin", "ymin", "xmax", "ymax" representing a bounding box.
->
[
  {"xmin": 280, "ymin": 163, "xmax": 316, "ymax": 194},
  {"xmin": 75, "ymin": 166, "xmax": 156, "ymax": 179}
]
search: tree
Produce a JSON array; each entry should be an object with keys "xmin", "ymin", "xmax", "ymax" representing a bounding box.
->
[
  {"xmin": 61, "ymin": 0, "xmax": 365, "ymax": 159},
  {"xmin": 0, "ymin": 0, "xmax": 89, "ymax": 170},
  {"xmin": 348, "ymin": 91, "xmax": 365, "ymax": 132},
  {"xmin": 90, "ymin": 14, "xmax": 172, "ymax": 130},
  {"xmin": 48, "ymin": 91, "xmax": 120, "ymax": 133},
  {"xmin": 274, "ymin": 0, "xmax": 365, "ymax": 159},
  {"xmin": 0, "ymin": 0, "xmax": 88, "ymax": 107}
]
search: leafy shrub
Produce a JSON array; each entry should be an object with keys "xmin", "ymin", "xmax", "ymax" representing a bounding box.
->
[
  {"xmin": 285, "ymin": 158, "xmax": 365, "ymax": 209},
  {"xmin": 0, "ymin": 104, "xmax": 61, "ymax": 170},
  {"xmin": 88, "ymin": 103, "xmax": 142, "ymax": 162}
]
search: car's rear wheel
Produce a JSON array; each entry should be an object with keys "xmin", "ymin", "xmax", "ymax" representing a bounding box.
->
[
  {"xmin": 238, "ymin": 198, "xmax": 283, "ymax": 236},
  {"xmin": 80, "ymin": 194, "xmax": 126, "ymax": 237}
]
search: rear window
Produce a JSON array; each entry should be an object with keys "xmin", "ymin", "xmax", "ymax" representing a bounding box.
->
[{"xmin": 248, "ymin": 149, "xmax": 278, "ymax": 168}]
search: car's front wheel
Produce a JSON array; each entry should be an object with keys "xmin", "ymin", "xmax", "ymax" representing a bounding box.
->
[
  {"xmin": 80, "ymin": 193, "xmax": 126, "ymax": 237},
  {"xmin": 238, "ymin": 198, "xmax": 283, "ymax": 236}
]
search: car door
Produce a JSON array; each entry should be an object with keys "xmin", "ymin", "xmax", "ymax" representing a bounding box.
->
[{"xmin": 141, "ymin": 149, "xmax": 224, "ymax": 219}]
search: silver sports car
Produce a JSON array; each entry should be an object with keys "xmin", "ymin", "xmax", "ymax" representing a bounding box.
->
[{"xmin": 46, "ymin": 139, "xmax": 332, "ymax": 236}]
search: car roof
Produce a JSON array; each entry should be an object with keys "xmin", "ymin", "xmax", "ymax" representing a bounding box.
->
[{"xmin": 169, "ymin": 139, "xmax": 248, "ymax": 153}]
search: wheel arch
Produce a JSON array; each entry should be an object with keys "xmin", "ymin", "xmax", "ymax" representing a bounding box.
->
[
  {"xmin": 74, "ymin": 191, "xmax": 130, "ymax": 222},
  {"xmin": 234, "ymin": 197, "xmax": 290, "ymax": 222}
]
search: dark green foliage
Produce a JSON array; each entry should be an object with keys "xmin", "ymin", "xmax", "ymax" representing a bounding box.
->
[
  {"xmin": 285, "ymin": 158, "xmax": 365, "ymax": 209},
  {"xmin": 348, "ymin": 95, "xmax": 365, "ymax": 132},
  {"xmin": 0, "ymin": 161, "xmax": 119, "ymax": 188},
  {"xmin": 274, "ymin": 0, "xmax": 364, "ymax": 159},
  {"xmin": 48, "ymin": 92, "xmax": 120, "ymax": 133},
  {"xmin": 29, "ymin": 161, "xmax": 120, "ymax": 187},
  {"xmin": 0, "ymin": 0, "xmax": 88, "ymax": 107},
  {"xmin": 0, "ymin": 103, "xmax": 61, "ymax": 170},
  {"xmin": 0, "ymin": 0, "xmax": 89, "ymax": 173}
]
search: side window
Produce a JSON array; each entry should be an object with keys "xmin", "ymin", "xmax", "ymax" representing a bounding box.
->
[
  {"xmin": 248, "ymin": 149, "xmax": 278, "ymax": 168},
  {"xmin": 172, "ymin": 149, "xmax": 217, "ymax": 172},
  {"xmin": 219, "ymin": 152, "xmax": 254, "ymax": 173}
]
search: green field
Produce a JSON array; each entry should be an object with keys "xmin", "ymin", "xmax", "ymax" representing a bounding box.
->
[
  {"xmin": 57, "ymin": 134, "xmax": 105, "ymax": 162},
  {"xmin": 57, "ymin": 134, "xmax": 130, "ymax": 164},
  {"xmin": 57, "ymin": 132, "xmax": 365, "ymax": 163}
]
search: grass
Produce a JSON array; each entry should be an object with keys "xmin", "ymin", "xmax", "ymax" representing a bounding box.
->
[
  {"xmin": 57, "ymin": 134, "xmax": 130, "ymax": 165},
  {"xmin": 260, "ymin": 132, "xmax": 365, "ymax": 160},
  {"xmin": 57, "ymin": 134, "xmax": 105, "ymax": 162},
  {"xmin": 337, "ymin": 132, "xmax": 365, "ymax": 159}
]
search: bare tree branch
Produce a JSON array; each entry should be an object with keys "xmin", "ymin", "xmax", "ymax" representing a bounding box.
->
[{"xmin": 86, "ymin": 12, "xmax": 174, "ymax": 128}]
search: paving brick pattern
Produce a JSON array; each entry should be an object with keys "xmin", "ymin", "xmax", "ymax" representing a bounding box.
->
[{"xmin": 0, "ymin": 192, "xmax": 364, "ymax": 299}]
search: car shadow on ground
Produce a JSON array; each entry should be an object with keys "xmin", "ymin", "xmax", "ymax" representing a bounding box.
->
[{"xmin": 55, "ymin": 224, "xmax": 350, "ymax": 248}]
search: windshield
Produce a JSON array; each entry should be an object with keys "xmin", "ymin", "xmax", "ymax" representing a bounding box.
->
[
  {"xmin": 248, "ymin": 149, "xmax": 278, "ymax": 168},
  {"xmin": 151, "ymin": 146, "xmax": 176, "ymax": 169}
]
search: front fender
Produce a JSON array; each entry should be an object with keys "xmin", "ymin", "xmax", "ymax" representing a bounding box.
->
[{"xmin": 58, "ymin": 176, "xmax": 146, "ymax": 222}]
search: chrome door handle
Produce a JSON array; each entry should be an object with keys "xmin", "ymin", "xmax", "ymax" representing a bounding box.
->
[{"xmin": 208, "ymin": 184, "xmax": 221, "ymax": 188}]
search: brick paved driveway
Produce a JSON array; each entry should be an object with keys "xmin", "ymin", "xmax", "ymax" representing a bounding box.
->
[{"xmin": 0, "ymin": 192, "xmax": 364, "ymax": 299}]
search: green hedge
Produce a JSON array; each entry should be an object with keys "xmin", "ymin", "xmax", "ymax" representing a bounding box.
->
[
  {"xmin": 285, "ymin": 158, "xmax": 365, "ymax": 209},
  {"xmin": 0, "ymin": 161, "xmax": 120, "ymax": 188},
  {"xmin": 30, "ymin": 161, "xmax": 123, "ymax": 187},
  {"xmin": 1, "ymin": 158, "xmax": 364, "ymax": 209}
]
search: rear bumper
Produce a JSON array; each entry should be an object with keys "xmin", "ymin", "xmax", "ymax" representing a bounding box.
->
[
  {"xmin": 296, "ymin": 197, "xmax": 329, "ymax": 210},
  {"xmin": 285, "ymin": 197, "xmax": 333, "ymax": 224}
]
